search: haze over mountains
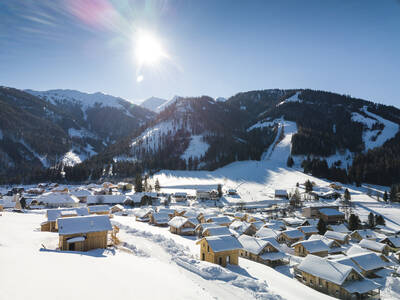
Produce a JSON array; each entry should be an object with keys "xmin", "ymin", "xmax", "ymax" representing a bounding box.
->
[{"xmin": 0, "ymin": 86, "xmax": 399, "ymax": 185}]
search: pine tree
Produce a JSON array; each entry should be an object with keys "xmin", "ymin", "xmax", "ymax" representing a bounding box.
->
[
  {"xmin": 344, "ymin": 189, "xmax": 351, "ymax": 202},
  {"xmin": 375, "ymin": 215, "xmax": 385, "ymax": 226},
  {"xmin": 368, "ymin": 212, "xmax": 375, "ymax": 228},
  {"xmin": 287, "ymin": 156, "xmax": 294, "ymax": 168},
  {"xmin": 305, "ymin": 180, "xmax": 313, "ymax": 193},
  {"xmin": 155, "ymin": 179, "xmax": 160, "ymax": 192},
  {"xmin": 134, "ymin": 173, "xmax": 143, "ymax": 193},
  {"xmin": 348, "ymin": 214, "xmax": 361, "ymax": 231},
  {"xmin": 317, "ymin": 218, "xmax": 327, "ymax": 235},
  {"xmin": 383, "ymin": 191, "xmax": 388, "ymax": 202},
  {"xmin": 290, "ymin": 188, "xmax": 301, "ymax": 207},
  {"xmin": 217, "ymin": 184, "xmax": 223, "ymax": 198}
]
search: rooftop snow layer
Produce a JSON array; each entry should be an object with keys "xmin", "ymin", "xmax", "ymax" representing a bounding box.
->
[{"xmin": 58, "ymin": 215, "xmax": 112, "ymax": 235}]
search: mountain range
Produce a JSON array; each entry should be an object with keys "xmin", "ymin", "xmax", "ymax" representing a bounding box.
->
[{"xmin": 1, "ymin": 86, "xmax": 399, "ymax": 185}]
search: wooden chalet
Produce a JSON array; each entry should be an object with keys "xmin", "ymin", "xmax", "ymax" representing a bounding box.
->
[
  {"xmin": 324, "ymin": 230, "xmax": 350, "ymax": 245},
  {"xmin": 57, "ymin": 215, "xmax": 113, "ymax": 251},
  {"xmin": 297, "ymin": 225, "xmax": 318, "ymax": 238},
  {"xmin": 41, "ymin": 207, "xmax": 89, "ymax": 232},
  {"xmin": 168, "ymin": 216, "xmax": 198, "ymax": 235},
  {"xmin": 197, "ymin": 235, "xmax": 242, "ymax": 267},
  {"xmin": 318, "ymin": 208, "xmax": 345, "ymax": 224},
  {"xmin": 277, "ymin": 229, "xmax": 305, "ymax": 246},
  {"xmin": 350, "ymin": 229, "xmax": 377, "ymax": 242},
  {"xmin": 292, "ymin": 240, "xmax": 329, "ymax": 257},
  {"xmin": 359, "ymin": 239, "xmax": 390, "ymax": 255}
]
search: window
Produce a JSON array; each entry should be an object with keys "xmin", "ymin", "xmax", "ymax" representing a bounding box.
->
[{"xmin": 207, "ymin": 245, "xmax": 210, "ymax": 252}]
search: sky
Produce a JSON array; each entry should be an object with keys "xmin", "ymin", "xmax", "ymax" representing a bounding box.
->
[{"xmin": 0, "ymin": 0, "xmax": 399, "ymax": 106}]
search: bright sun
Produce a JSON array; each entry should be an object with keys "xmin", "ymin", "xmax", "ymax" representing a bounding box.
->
[{"xmin": 135, "ymin": 30, "xmax": 165, "ymax": 65}]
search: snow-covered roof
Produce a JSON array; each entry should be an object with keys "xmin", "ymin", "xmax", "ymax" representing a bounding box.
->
[
  {"xmin": 70, "ymin": 189, "xmax": 92, "ymax": 197},
  {"xmin": 203, "ymin": 235, "xmax": 242, "ymax": 252},
  {"xmin": 292, "ymin": 240, "xmax": 330, "ymax": 253},
  {"xmin": 133, "ymin": 208, "xmax": 154, "ymax": 218},
  {"xmin": 335, "ymin": 252, "xmax": 389, "ymax": 272},
  {"xmin": 58, "ymin": 215, "xmax": 112, "ymax": 235},
  {"xmin": 204, "ymin": 226, "xmax": 232, "ymax": 236},
  {"xmin": 206, "ymin": 216, "xmax": 232, "ymax": 224},
  {"xmin": 346, "ymin": 245, "xmax": 372, "ymax": 256},
  {"xmin": 168, "ymin": 216, "xmax": 190, "ymax": 228},
  {"xmin": 238, "ymin": 235, "xmax": 269, "ymax": 255},
  {"xmin": 259, "ymin": 251, "xmax": 287, "ymax": 261},
  {"xmin": 229, "ymin": 220, "xmax": 254, "ymax": 235},
  {"xmin": 88, "ymin": 205, "xmax": 110, "ymax": 213},
  {"xmin": 86, "ymin": 195, "xmax": 131, "ymax": 204},
  {"xmin": 324, "ymin": 230, "xmax": 348, "ymax": 242},
  {"xmin": 319, "ymin": 208, "xmax": 344, "ymax": 216},
  {"xmin": 297, "ymin": 255, "xmax": 357, "ymax": 286},
  {"xmin": 152, "ymin": 213, "xmax": 170, "ymax": 223},
  {"xmin": 157, "ymin": 208, "xmax": 176, "ymax": 214},
  {"xmin": 37, "ymin": 193, "xmax": 79, "ymax": 205},
  {"xmin": 255, "ymin": 227, "xmax": 279, "ymax": 239},
  {"xmin": 274, "ymin": 189, "xmax": 287, "ymax": 196},
  {"xmin": 342, "ymin": 278, "xmax": 380, "ymax": 294},
  {"xmin": 359, "ymin": 239, "xmax": 387, "ymax": 252},
  {"xmin": 281, "ymin": 229, "xmax": 304, "ymax": 239},
  {"xmin": 328, "ymin": 224, "xmax": 349, "ymax": 233},
  {"xmin": 381, "ymin": 236, "xmax": 400, "ymax": 248},
  {"xmin": 283, "ymin": 217, "xmax": 304, "ymax": 226},
  {"xmin": 47, "ymin": 207, "xmax": 89, "ymax": 222},
  {"xmin": 352, "ymin": 229, "xmax": 377, "ymax": 240},
  {"xmin": 297, "ymin": 225, "xmax": 318, "ymax": 234},
  {"xmin": 174, "ymin": 192, "xmax": 187, "ymax": 197},
  {"xmin": 67, "ymin": 236, "xmax": 86, "ymax": 243},
  {"xmin": 111, "ymin": 204, "xmax": 124, "ymax": 210}
]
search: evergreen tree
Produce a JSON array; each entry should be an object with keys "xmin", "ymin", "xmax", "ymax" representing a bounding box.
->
[
  {"xmin": 375, "ymin": 215, "xmax": 385, "ymax": 226},
  {"xmin": 287, "ymin": 156, "xmax": 294, "ymax": 168},
  {"xmin": 383, "ymin": 191, "xmax": 388, "ymax": 202},
  {"xmin": 155, "ymin": 179, "xmax": 160, "ymax": 192},
  {"xmin": 134, "ymin": 173, "xmax": 143, "ymax": 193},
  {"xmin": 344, "ymin": 189, "xmax": 351, "ymax": 202},
  {"xmin": 348, "ymin": 214, "xmax": 361, "ymax": 231},
  {"xmin": 317, "ymin": 218, "xmax": 327, "ymax": 235},
  {"xmin": 290, "ymin": 188, "xmax": 301, "ymax": 207},
  {"xmin": 368, "ymin": 212, "xmax": 375, "ymax": 228},
  {"xmin": 20, "ymin": 197, "xmax": 26, "ymax": 209},
  {"xmin": 305, "ymin": 180, "xmax": 313, "ymax": 193},
  {"xmin": 217, "ymin": 184, "xmax": 223, "ymax": 198}
]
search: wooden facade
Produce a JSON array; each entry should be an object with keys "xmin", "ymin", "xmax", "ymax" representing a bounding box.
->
[
  {"xmin": 293, "ymin": 243, "xmax": 328, "ymax": 257},
  {"xmin": 197, "ymin": 238, "xmax": 239, "ymax": 267},
  {"xmin": 239, "ymin": 243, "xmax": 288, "ymax": 267},
  {"xmin": 59, "ymin": 231, "xmax": 108, "ymax": 251},
  {"xmin": 169, "ymin": 220, "xmax": 196, "ymax": 236}
]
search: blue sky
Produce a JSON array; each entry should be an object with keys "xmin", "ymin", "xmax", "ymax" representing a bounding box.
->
[{"xmin": 0, "ymin": 0, "xmax": 399, "ymax": 106}]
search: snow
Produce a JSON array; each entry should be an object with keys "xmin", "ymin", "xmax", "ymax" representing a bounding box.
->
[
  {"xmin": 36, "ymin": 193, "xmax": 79, "ymax": 207},
  {"xmin": 58, "ymin": 215, "xmax": 112, "ymax": 235},
  {"xmin": 203, "ymin": 235, "xmax": 243, "ymax": 252},
  {"xmin": 61, "ymin": 150, "xmax": 82, "ymax": 166},
  {"xmin": 334, "ymin": 252, "xmax": 390, "ymax": 272},
  {"xmin": 216, "ymin": 97, "xmax": 227, "ymax": 102},
  {"xmin": 238, "ymin": 235, "xmax": 269, "ymax": 254},
  {"xmin": 47, "ymin": 207, "xmax": 89, "ymax": 221},
  {"xmin": 181, "ymin": 135, "xmax": 209, "ymax": 161},
  {"xmin": 19, "ymin": 139, "xmax": 50, "ymax": 168},
  {"xmin": 324, "ymin": 231, "xmax": 348, "ymax": 242},
  {"xmin": 292, "ymin": 240, "xmax": 329, "ymax": 253},
  {"xmin": 87, "ymin": 195, "xmax": 130, "ymax": 205},
  {"xmin": 277, "ymin": 92, "xmax": 302, "ymax": 106},
  {"xmin": 319, "ymin": 208, "xmax": 344, "ymax": 216},
  {"xmin": 67, "ymin": 236, "xmax": 86, "ymax": 243},
  {"xmin": 140, "ymin": 96, "xmax": 168, "ymax": 112},
  {"xmin": 204, "ymin": 226, "xmax": 232, "ymax": 236},
  {"xmin": 359, "ymin": 239, "xmax": 387, "ymax": 252},
  {"xmin": 88, "ymin": 205, "xmax": 110, "ymax": 213},
  {"xmin": 168, "ymin": 216, "xmax": 190, "ymax": 228},
  {"xmin": 352, "ymin": 106, "xmax": 399, "ymax": 151}
]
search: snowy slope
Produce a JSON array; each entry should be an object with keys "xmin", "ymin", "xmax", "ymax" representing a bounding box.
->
[
  {"xmin": 140, "ymin": 97, "xmax": 168, "ymax": 112},
  {"xmin": 181, "ymin": 135, "xmax": 209, "ymax": 162},
  {"xmin": 352, "ymin": 106, "xmax": 399, "ymax": 151},
  {"xmin": 26, "ymin": 89, "xmax": 133, "ymax": 110}
]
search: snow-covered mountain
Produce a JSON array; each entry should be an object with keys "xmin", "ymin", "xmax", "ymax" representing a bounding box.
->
[{"xmin": 140, "ymin": 96, "xmax": 168, "ymax": 112}]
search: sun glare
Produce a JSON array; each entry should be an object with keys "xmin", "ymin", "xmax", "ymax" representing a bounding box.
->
[{"xmin": 135, "ymin": 30, "xmax": 165, "ymax": 65}]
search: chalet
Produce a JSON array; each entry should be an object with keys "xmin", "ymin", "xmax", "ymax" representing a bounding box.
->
[
  {"xmin": 251, "ymin": 220, "xmax": 266, "ymax": 231},
  {"xmin": 184, "ymin": 210, "xmax": 205, "ymax": 223},
  {"xmin": 36, "ymin": 193, "xmax": 79, "ymax": 208},
  {"xmin": 350, "ymin": 229, "xmax": 377, "ymax": 242},
  {"xmin": 205, "ymin": 216, "xmax": 232, "ymax": 226},
  {"xmin": 173, "ymin": 192, "xmax": 187, "ymax": 202},
  {"xmin": 282, "ymin": 217, "xmax": 304, "ymax": 227},
  {"xmin": 195, "ymin": 223, "xmax": 221, "ymax": 237},
  {"xmin": 111, "ymin": 204, "xmax": 124, "ymax": 214},
  {"xmin": 334, "ymin": 252, "xmax": 391, "ymax": 278},
  {"xmin": 86, "ymin": 195, "xmax": 132, "ymax": 205},
  {"xmin": 295, "ymin": 255, "xmax": 381, "ymax": 299},
  {"xmin": 380, "ymin": 236, "xmax": 400, "ymax": 250},
  {"xmin": 50, "ymin": 186, "xmax": 69, "ymax": 193},
  {"xmin": 292, "ymin": 240, "xmax": 329, "ymax": 257},
  {"xmin": 196, "ymin": 190, "xmax": 211, "ymax": 201},
  {"xmin": 57, "ymin": 215, "xmax": 113, "ymax": 251},
  {"xmin": 149, "ymin": 212, "xmax": 170, "ymax": 226},
  {"xmin": 88, "ymin": 205, "xmax": 110, "ymax": 215},
  {"xmin": 233, "ymin": 212, "xmax": 248, "ymax": 222},
  {"xmin": 255, "ymin": 227, "xmax": 280, "ymax": 240},
  {"xmin": 227, "ymin": 189, "xmax": 237, "ymax": 195},
  {"xmin": 203, "ymin": 226, "xmax": 232, "ymax": 237},
  {"xmin": 117, "ymin": 182, "xmax": 133, "ymax": 190},
  {"xmin": 359, "ymin": 239, "xmax": 389, "ymax": 255},
  {"xmin": 41, "ymin": 207, "xmax": 89, "ymax": 232},
  {"xmin": 324, "ymin": 230, "xmax": 350, "ymax": 245},
  {"xmin": 297, "ymin": 225, "xmax": 318, "ymax": 238},
  {"xmin": 277, "ymin": 229, "xmax": 305, "ymax": 246},
  {"xmin": 168, "ymin": 216, "xmax": 197, "ymax": 235},
  {"xmin": 308, "ymin": 234, "xmax": 345, "ymax": 254},
  {"xmin": 197, "ymin": 235, "xmax": 242, "ymax": 267},
  {"xmin": 302, "ymin": 205, "xmax": 339, "ymax": 219},
  {"xmin": 301, "ymin": 218, "xmax": 319, "ymax": 226},
  {"xmin": 319, "ymin": 208, "xmax": 345, "ymax": 224},
  {"xmin": 157, "ymin": 208, "xmax": 176, "ymax": 219},
  {"xmin": 70, "ymin": 189, "xmax": 92, "ymax": 203},
  {"xmin": 264, "ymin": 220, "xmax": 286, "ymax": 231},
  {"xmin": 0, "ymin": 200, "xmax": 3, "ymax": 212},
  {"xmin": 274, "ymin": 189, "xmax": 288, "ymax": 199},
  {"xmin": 229, "ymin": 220, "xmax": 257, "ymax": 236},
  {"xmin": 327, "ymin": 224, "xmax": 350, "ymax": 233},
  {"xmin": 134, "ymin": 208, "xmax": 154, "ymax": 222},
  {"xmin": 238, "ymin": 235, "xmax": 288, "ymax": 266},
  {"xmin": 26, "ymin": 188, "xmax": 45, "ymax": 195}
]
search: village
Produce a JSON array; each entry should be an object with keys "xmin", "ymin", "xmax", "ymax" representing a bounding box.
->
[{"xmin": 1, "ymin": 178, "xmax": 400, "ymax": 300}]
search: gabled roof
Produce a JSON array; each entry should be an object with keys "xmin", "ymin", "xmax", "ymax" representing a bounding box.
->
[
  {"xmin": 229, "ymin": 220, "xmax": 255, "ymax": 235},
  {"xmin": 204, "ymin": 226, "xmax": 232, "ymax": 236},
  {"xmin": 381, "ymin": 236, "xmax": 400, "ymax": 248},
  {"xmin": 87, "ymin": 195, "xmax": 131, "ymax": 204},
  {"xmin": 152, "ymin": 212, "xmax": 170, "ymax": 223},
  {"xmin": 133, "ymin": 208, "xmax": 154, "ymax": 218},
  {"xmin": 342, "ymin": 252, "xmax": 390, "ymax": 272},
  {"xmin": 297, "ymin": 225, "xmax": 318, "ymax": 234},
  {"xmin": 47, "ymin": 207, "xmax": 89, "ymax": 222},
  {"xmin": 319, "ymin": 208, "xmax": 344, "ymax": 216},
  {"xmin": 324, "ymin": 230, "xmax": 348, "ymax": 242},
  {"xmin": 238, "ymin": 235, "xmax": 269, "ymax": 255},
  {"xmin": 58, "ymin": 215, "xmax": 112, "ymax": 235},
  {"xmin": 255, "ymin": 227, "xmax": 279, "ymax": 239},
  {"xmin": 351, "ymin": 229, "xmax": 377, "ymax": 240},
  {"xmin": 206, "ymin": 216, "xmax": 232, "ymax": 224},
  {"xmin": 281, "ymin": 229, "xmax": 304, "ymax": 239},
  {"xmin": 200, "ymin": 235, "xmax": 242, "ymax": 252},
  {"xmin": 292, "ymin": 239, "xmax": 330, "ymax": 253},
  {"xmin": 328, "ymin": 224, "xmax": 349, "ymax": 233},
  {"xmin": 297, "ymin": 255, "xmax": 357, "ymax": 286},
  {"xmin": 37, "ymin": 193, "xmax": 79, "ymax": 205},
  {"xmin": 359, "ymin": 239, "xmax": 387, "ymax": 252},
  {"xmin": 88, "ymin": 205, "xmax": 110, "ymax": 213},
  {"xmin": 168, "ymin": 216, "xmax": 191, "ymax": 228}
]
